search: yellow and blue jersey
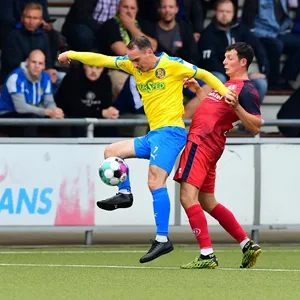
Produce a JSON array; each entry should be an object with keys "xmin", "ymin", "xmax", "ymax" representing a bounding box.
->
[{"xmin": 68, "ymin": 51, "xmax": 229, "ymax": 131}]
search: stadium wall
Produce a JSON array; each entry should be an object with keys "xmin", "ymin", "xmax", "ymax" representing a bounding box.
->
[{"xmin": 0, "ymin": 141, "xmax": 299, "ymax": 229}]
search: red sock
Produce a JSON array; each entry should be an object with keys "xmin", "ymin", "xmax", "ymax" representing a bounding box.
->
[
  {"xmin": 185, "ymin": 204, "xmax": 212, "ymax": 249},
  {"xmin": 210, "ymin": 203, "xmax": 247, "ymax": 243}
]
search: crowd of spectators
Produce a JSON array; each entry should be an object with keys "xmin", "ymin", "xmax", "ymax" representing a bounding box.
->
[{"xmin": 0, "ymin": 0, "xmax": 300, "ymax": 137}]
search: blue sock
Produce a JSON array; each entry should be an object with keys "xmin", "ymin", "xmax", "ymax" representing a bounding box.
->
[
  {"xmin": 118, "ymin": 162, "xmax": 131, "ymax": 191},
  {"xmin": 151, "ymin": 187, "xmax": 170, "ymax": 236}
]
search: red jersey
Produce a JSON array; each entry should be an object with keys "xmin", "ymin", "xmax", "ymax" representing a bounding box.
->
[{"xmin": 188, "ymin": 79, "xmax": 261, "ymax": 160}]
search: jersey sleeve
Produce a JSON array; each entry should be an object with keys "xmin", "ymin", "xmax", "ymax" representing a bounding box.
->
[
  {"xmin": 170, "ymin": 57, "xmax": 230, "ymax": 96},
  {"xmin": 194, "ymin": 68, "xmax": 229, "ymax": 96},
  {"xmin": 239, "ymin": 83, "xmax": 261, "ymax": 115},
  {"xmin": 68, "ymin": 51, "xmax": 134, "ymax": 74}
]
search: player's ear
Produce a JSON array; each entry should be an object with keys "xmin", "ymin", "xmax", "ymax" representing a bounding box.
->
[{"xmin": 240, "ymin": 58, "xmax": 247, "ymax": 67}]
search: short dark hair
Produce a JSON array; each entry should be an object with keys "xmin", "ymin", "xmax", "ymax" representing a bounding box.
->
[
  {"xmin": 215, "ymin": 0, "xmax": 235, "ymax": 10},
  {"xmin": 225, "ymin": 42, "xmax": 254, "ymax": 68},
  {"xmin": 23, "ymin": 2, "xmax": 43, "ymax": 16},
  {"xmin": 127, "ymin": 36, "xmax": 153, "ymax": 51}
]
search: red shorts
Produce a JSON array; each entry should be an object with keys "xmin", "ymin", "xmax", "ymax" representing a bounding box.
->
[{"xmin": 173, "ymin": 141, "xmax": 216, "ymax": 193}]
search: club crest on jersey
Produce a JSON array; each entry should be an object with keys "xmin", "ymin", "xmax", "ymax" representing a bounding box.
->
[
  {"xmin": 227, "ymin": 84, "xmax": 237, "ymax": 91},
  {"xmin": 155, "ymin": 68, "xmax": 166, "ymax": 79}
]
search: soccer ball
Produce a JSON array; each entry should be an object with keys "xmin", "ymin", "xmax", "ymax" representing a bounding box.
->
[{"xmin": 99, "ymin": 157, "xmax": 129, "ymax": 186}]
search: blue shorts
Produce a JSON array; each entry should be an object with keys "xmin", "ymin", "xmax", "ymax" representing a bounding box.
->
[{"xmin": 134, "ymin": 126, "xmax": 187, "ymax": 174}]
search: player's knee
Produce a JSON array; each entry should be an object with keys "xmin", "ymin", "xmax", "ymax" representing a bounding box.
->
[
  {"xmin": 104, "ymin": 144, "xmax": 117, "ymax": 158},
  {"xmin": 147, "ymin": 177, "xmax": 164, "ymax": 191},
  {"xmin": 180, "ymin": 189, "xmax": 197, "ymax": 210}
]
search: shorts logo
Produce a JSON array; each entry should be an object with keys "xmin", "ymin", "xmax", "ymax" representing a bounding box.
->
[
  {"xmin": 155, "ymin": 68, "xmax": 166, "ymax": 79},
  {"xmin": 193, "ymin": 228, "xmax": 201, "ymax": 237}
]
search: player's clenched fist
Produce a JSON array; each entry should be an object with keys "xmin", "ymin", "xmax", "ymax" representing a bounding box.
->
[
  {"xmin": 58, "ymin": 51, "xmax": 71, "ymax": 64},
  {"xmin": 224, "ymin": 90, "xmax": 239, "ymax": 109}
]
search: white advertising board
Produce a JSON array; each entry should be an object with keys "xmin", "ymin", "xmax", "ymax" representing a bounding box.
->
[
  {"xmin": 0, "ymin": 144, "xmax": 175, "ymax": 226},
  {"xmin": 260, "ymin": 144, "xmax": 300, "ymax": 225}
]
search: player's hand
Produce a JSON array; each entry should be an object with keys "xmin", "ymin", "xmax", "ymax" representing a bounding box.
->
[
  {"xmin": 183, "ymin": 78, "xmax": 202, "ymax": 94},
  {"xmin": 58, "ymin": 51, "xmax": 71, "ymax": 64},
  {"xmin": 224, "ymin": 90, "xmax": 239, "ymax": 109},
  {"xmin": 102, "ymin": 106, "xmax": 119, "ymax": 119}
]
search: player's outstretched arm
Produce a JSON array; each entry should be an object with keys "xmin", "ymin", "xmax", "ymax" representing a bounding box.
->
[
  {"xmin": 58, "ymin": 51, "xmax": 119, "ymax": 69},
  {"xmin": 194, "ymin": 68, "xmax": 230, "ymax": 96}
]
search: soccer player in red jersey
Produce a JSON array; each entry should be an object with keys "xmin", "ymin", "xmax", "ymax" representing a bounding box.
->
[{"xmin": 174, "ymin": 42, "xmax": 262, "ymax": 269}]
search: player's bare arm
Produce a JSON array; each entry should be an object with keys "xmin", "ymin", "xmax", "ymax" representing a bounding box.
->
[{"xmin": 225, "ymin": 92, "xmax": 261, "ymax": 135}]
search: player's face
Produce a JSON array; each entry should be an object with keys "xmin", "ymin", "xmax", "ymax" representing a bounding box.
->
[
  {"xmin": 128, "ymin": 47, "xmax": 153, "ymax": 72},
  {"xmin": 216, "ymin": 2, "xmax": 234, "ymax": 27},
  {"xmin": 83, "ymin": 65, "xmax": 104, "ymax": 81},
  {"xmin": 118, "ymin": 0, "xmax": 138, "ymax": 19},
  {"xmin": 22, "ymin": 9, "xmax": 43, "ymax": 32},
  {"xmin": 26, "ymin": 52, "xmax": 45, "ymax": 78},
  {"xmin": 158, "ymin": 0, "xmax": 179, "ymax": 23},
  {"xmin": 223, "ymin": 49, "xmax": 246, "ymax": 76}
]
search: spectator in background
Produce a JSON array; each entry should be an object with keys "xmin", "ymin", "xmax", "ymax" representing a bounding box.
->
[
  {"xmin": 99, "ymin": 0, "xmax": 157, "ymax": 100},
  {"xmin": 242, "ymin": 0, "xmax": 300, "ymax": 91},
  {"xmin": 201, "ymin": 0, "xmax": 238, "ymax": 21},
  {"xmin": 0, "ymin": 50, "xmax": 64, "ymax": 137},
  {"xmin": 0, "ymin": 0, "xmax": 63, "ymax": 63},
  {"xmin": 176, "ymin": 0, "xmax": 204, "ymax": 42},
  {"xmin": 198, "ymin": 0, "xmax": 268, "ymax": 103},
  {"xmin": 0, "ymin": 2, "xmax": 63, "ymax": 90},
  {"xmin": 156, "ymin": 0, "xmax": 198, "ymax": 64},
  {"xmin": 62, "ymin": 0, "xmax": 119, "ymax": 51},
  {"xmin": 137, "ymin": 0, "xmax": 204, "ymax": 43},
  {"xmin": 54, "ymin": 62, "xmax": 119, "ymax": 137}
]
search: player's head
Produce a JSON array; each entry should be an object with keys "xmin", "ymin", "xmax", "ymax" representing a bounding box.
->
[
  {"xmin": 127, "ymin": 36, "xmax": 155, "ymax": 72},
  {"xmin": 118, "ymin": 0, "xmax": 138, "ymax": 19},
  {"xmin": 22, "ymin": 2, "xmax": 43, "ymax": 32},
  {"xmin": 223, "ymin": 42, "xmax": 254, "ymax": 76},
  {"xmin": 26, "ymin": 49, "xmax": 45, "ymax": 79},
  {"xmin": 215, "ymin": 0, "xmax": 235, "ymax": 28},
  {"xmin": 158, "ymin": 0, "xmax": 179, "ymax": 23}
]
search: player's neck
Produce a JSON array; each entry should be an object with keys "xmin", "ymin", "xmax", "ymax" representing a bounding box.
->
[
  {"xmin": 229, "ymin": 71, "xmax": 249, "ymax": 80},
  {"xmin": 158, "ymin": 19, "xmax": 176, "ymax": 31}
]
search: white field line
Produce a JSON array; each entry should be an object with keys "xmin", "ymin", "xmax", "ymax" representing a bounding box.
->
[
  {"xmin": 0, "ymin": 249, "xmax": 299, "ymax": 254},
  {"xmin": 0, "ymin": 263, "xmax": 299, "ymax": 273}
]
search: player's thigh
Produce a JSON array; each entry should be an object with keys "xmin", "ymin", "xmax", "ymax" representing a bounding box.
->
[
  {"xmin": 200, "ymin": 164, "xmax": 216, "ymax": 193},
  {"xmin": 104, "ymin": 139, "xmax": 136, "ymax": 158},
  {"xmin": 134, "ymin": 134, "xmax": 151, "ymax": 159},
  {"xmin": 149, "ymin": 126, "xmax": 187, "ymax": 174},
  {"xmin": 174, "ymin": 141, "xmax": 210, "ymax": 189}
]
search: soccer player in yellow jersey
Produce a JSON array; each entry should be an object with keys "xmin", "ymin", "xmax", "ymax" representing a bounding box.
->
[{"xmin": 58, "ymin": 36, "xmax": 235, "ymax": 263}]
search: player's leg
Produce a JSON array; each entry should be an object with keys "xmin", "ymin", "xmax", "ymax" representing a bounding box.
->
[
  {"xmin": 174, "ymin": 142, "xmax": 218, "ymax": 269},
  {"xmin": 96, "ymin": 139, "xmax": 140, "ymax": 211},
  {"xmin": 139, "ymin": 127, "xmax": 186, "ymax": 263},
  {"xmin": 199, "ymin": 167, "xmax": 262, "ymax": 268}
]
